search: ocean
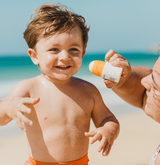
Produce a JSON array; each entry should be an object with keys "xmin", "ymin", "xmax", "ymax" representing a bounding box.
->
[
  {"xmin": 0, "ymin": 52, "xmax": 157, "ymax": 80},
  {"xmin": 0, "ymin": 52, "xmax": 158, "ymax": 137}
]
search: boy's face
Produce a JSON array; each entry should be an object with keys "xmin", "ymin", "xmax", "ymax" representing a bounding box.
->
[{"xmin": 28, "ymin": 26, "xmax": 86, "ymax": 82}]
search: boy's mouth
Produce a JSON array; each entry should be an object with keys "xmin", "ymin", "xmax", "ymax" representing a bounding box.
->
[{"xmin": 56, "ymin": 65, "xmax": 71, "ymax": 69}]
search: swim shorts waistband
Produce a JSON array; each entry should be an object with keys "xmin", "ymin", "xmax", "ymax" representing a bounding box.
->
[{"xmin": 28, "ymin": 154, "xmax": 89, "ymax": 165}]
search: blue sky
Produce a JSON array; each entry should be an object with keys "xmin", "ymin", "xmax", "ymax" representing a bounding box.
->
[{"xmin": 0, "ymin": 0, "xmax": 160, "ymax": 56}]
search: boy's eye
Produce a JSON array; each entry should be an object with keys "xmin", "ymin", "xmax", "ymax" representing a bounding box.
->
[
  {"xmin": 69, "ymin": 48, "xmax": 79, "ymax": 52},
  {"xmin": 49, "ymin": 48, "xmax": 59, "ymax": 52}
]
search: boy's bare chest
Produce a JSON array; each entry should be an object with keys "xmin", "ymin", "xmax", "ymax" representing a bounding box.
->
[{"xmin": 30, "ymin": 87, "xmax": 93, "ymax": 127}]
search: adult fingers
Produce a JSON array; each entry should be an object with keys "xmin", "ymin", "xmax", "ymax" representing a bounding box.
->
[
  {"xmin": 105, "ymin": 50, "xmax": 118, "ymax": 62},
  {"xmin": 110, "ymin": 58, "xmax": 128, "ymax": 67},
  {"xmin": 103, "ymin": 80, "xmax": 117, "ymax": 88}
]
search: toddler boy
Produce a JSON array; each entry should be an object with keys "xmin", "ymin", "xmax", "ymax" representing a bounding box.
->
[{"xmin": 0, "ymin": 3, "xmax": 119, "ymax": 165}]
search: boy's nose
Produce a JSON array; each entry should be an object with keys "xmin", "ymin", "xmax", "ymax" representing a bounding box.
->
[{"xmin": 59, "ymin": 50, "xmax": 70, "ymax": 61}]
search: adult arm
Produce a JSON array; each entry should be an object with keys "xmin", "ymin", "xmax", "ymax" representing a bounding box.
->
[
  {"xmin": 104, "ymin": 49, "xmax": 152, "ymax": 109},
  {"xmin": 111, "ymin": 66, "xmax": 152, "ymax": 108}
]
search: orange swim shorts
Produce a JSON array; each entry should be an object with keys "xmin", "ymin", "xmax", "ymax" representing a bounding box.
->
[{"xmin": 28, "ymin": 154, "xmax": 89, "ymax": 165}]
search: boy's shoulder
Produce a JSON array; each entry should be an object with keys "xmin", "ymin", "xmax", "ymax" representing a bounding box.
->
[
  {"xmin": 72, "ymin": 77, "xmax": 95, "ymax": 86},
  {"xmin": 16, "ymin": 76, "xmax": 39, "ymax": 88},
  {"xmin": 72, "ymin": 77, "xmax": 100, "ymax": 93},
  {"xmin": 72, "ymin": 77, "xmax": 104, "ymax": 103},
  {"xmin": 9, "ymin": 76, "xmax": 40, "ymax": 97}
]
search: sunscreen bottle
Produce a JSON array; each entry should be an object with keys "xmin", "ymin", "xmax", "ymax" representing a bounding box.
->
[{"xmin": 89, "ymin": 60, "xmax": 122, "ymax": 83}]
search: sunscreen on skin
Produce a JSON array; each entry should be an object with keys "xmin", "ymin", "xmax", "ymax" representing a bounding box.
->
[{"xmin": 89, "ymin": 60, "xmax": 122, "ymax": 83}]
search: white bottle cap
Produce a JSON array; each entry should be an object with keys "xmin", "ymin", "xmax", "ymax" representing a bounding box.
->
[{"xmin": 89, "ymin": 61, "xmax": 94, "ymax": 72}]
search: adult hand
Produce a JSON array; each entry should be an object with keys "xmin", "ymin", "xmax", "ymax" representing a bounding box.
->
[{"xmin": 104, "ymin": 49, "xmax": 131, "ymax": 89}]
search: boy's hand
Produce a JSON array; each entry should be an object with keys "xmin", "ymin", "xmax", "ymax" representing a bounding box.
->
[
  {"xmin": 104, "ymin": 49, "xmax": 131, "ymax": 89},
  {"xmin": 85, "ymin": 126, "xmax": 115, "ymax": 156},
  {"xmin": 6, "ymin": 97, "xmax": 40, "ymax": 131}
]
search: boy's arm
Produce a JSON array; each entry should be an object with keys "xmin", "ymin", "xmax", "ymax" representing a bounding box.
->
[
  {"xmin": 0, "ymin": 98, "xmax": 12, "ymax": 125},
  {"xmin": 85, "ymin": 85, "xmax": 120, "ymax": 156},
  {"xmin": 0, "ymin": 80, "xmax": 39, "ymax": 131}
]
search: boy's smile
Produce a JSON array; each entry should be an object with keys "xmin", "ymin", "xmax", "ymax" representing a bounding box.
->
[
  {"xmin": 55, "ymin": 65, "xmax": 71, "ymax": 70},
  {"xmin": 28, "ymin": 26, "xmax": 86, "ymax": 83}
]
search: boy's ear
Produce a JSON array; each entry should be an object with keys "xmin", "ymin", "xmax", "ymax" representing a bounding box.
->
[
  {"xmin": 82, "ymin": 49, "xmax": 86, "ymax": 58},
  {"xmin": 28, "ymin": 48, "xmax": 39, "ymax": 65}
]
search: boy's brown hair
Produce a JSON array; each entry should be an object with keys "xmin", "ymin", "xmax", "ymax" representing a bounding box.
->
[{"xmin": 23, "ymin": 3, "xmax": 89, "ymax": 50}]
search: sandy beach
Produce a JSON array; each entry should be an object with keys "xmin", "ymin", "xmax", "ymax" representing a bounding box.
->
[{"xmin": 0, "ymin": 109, "xmax": 160, "ymax": 165}]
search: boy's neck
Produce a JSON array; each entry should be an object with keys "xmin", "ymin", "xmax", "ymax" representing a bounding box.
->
[{"xmin": 40, "ymin": 74, "xmax": 73, "ymax": 85}]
